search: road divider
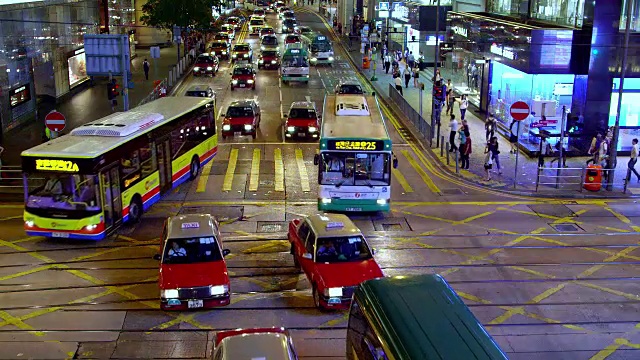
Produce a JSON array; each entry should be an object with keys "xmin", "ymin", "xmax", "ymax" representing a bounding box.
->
[{"xmin": 223, "ymin": 148, "xmax": 239, "ymax": 191}]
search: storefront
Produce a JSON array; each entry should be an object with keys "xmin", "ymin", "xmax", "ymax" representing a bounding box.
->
[
  {"xmin": 67, "ymin": 48, "xmax": 89, "ymax": 89},
  {"xmin": 610, "ymin": 78, "xmax": 640, "ymax": 152}
]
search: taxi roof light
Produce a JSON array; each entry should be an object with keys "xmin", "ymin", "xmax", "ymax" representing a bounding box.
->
[
  {"xmin": 181, "ymin": 222, "xmax": 200, "ymax": 229},
  {"xmin": 326, "ymin": 221, "xmax": 344, "ymax": 229}
]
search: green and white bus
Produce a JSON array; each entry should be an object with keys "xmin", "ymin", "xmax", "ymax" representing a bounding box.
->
[
  {"xmin": 347, "ymin": 275, "xmax": 509, "ymax": 360},
  {"xmin": 281, "ymin": 46, "xmax": 310, "ymax": 84},
  {"xmin": 313, "ymin": 93, "xmax": 396, "ymax": 212}
]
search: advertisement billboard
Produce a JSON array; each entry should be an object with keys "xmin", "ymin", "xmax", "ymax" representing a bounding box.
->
[{"xmin": 67, "ymin": 48, "xmax": 88, "ymax": 88}]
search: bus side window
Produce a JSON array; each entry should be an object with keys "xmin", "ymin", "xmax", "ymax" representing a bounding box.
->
[
  {"xmin": 121, "ymin": 150, "xmax": 140, "ymax": 174},
  {"xmin": 140, "ymin": 142, "xmax": 157, "ymax": 178}
]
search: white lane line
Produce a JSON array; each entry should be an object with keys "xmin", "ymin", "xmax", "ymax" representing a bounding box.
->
[{"xmin": 317, "ymin": 68, "xmax": 327, "ymax": 90}]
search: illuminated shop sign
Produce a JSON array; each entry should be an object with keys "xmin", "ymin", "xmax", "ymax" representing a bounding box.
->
[
  {"xmin": 391, "ymin": 2, "xmax": 409, "ymax": 22},
  {"xmin": 490, "ymin": 43, "xmax": 515, "ymax": 60},
  {"xmin": 35, "ymin": 159, "xmax": 80, "ymax": 172},
  {"xmin": 10, "ymin": 84, "xmax": 31, "ymax": 108},
  {"xmin": 327, "ymin": 140, "xmax": 384, "ymax": 151},
  {"xmin": 451, "ymin": 26, "xmax": 467, "ymax": 37}
]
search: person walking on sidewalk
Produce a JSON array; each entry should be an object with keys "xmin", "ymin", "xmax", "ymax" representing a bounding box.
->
[
  {"xmin": 457, "ymin": 95, "xmax": 468, "ymax": 120},
  {"xmin": 448, "ymin": 114, "xmax": 459, "ymax": 152},
  {"xmin": 403, "ymin": 65, "xmax": 411, "ymax": 88},
  {"xmin": 143, "ymin": 59, "xmax": 150, "ymax": 80},
  {"xmin": 549, "ymin": 140, "xmax": 567, "ymax": 168},
  {"xmin": 394, "ymin": 76, "xmax": 403, "ymax": 95},
  {"xmin": 485, "ymin": 113, "xmax": 497, "ymax": 142},
  {"xmin": 445, "ymin": 79, "xmax": 454, "ymax": 115},
  {"xmin": 459, "ymin": 123, "xmax": 472, "ymax": 169},
  {"xmin": 487, "ymin": 136, "xmax": 501, "ymax": 175},
  {"xmin": 384, "ymin": 53, "xmax": 391, "ymax": 74},
  {"xmin": 508, "ymin": 120, "xmax": 519, "ymax": 153},
  {"xmin": 538, "ymin": 135, "xmax": 552, "ymax": 168},
  {"xmin": 587, "ymin": 133, "xmax": 602, "ymax": 165},
  {"xmin": 407, "ymin": 51, "xmax": 415, "ymax": 69},
  {"xmin": 412, "ymin": 66, "xmax": 420, "ymax": 87},
  {"xmin": 627, "ymin": 138, "xmax": 640, "ymax": 183}
]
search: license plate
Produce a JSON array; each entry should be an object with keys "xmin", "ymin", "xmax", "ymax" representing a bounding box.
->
[
  {"xmin": 188, "ymin": 300, "xmax": 203, "ymax": 308},
  {"xmin": 52, "ymin": 232, "xmax": 69, "ymax": 238},
  {"xmin": 239, "ymin": 84, "xmax": 245, "ymax": 87},
  {"xmin": 328, "ymin": 298, "xmax": 341, "ymax": 304},
  {"xmin": 234, "ymin": 131, "xmax": 241, "ymax": 135},
  {"xmin": 297, "ymin": 132, "xmax": 306, "ymax": 137},
  {"xmin": 345, "ymin": 207, "xmax": 362, "ymax": 211}
]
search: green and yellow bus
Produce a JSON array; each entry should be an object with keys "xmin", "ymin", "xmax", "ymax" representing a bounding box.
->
[
  {"xmin": 346, "ymin": 275, "xmax": 508, "ymax": 360},
  {"xmin": 22, "ymin": 97, "xmax": 217, "ymax": 240}
]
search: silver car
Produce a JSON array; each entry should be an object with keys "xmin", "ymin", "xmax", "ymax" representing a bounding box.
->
[{"xmin": 213, "ymin": 327, "xmax": 298, "ymax": 360}]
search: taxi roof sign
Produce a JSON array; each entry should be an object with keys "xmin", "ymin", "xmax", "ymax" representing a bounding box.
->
[
  {"xmin": 326, "ymin": 221, "xmax": 344, "ymax": 229},
  {"xmin": 290, "ymin": 49, "xmax": 300, "ymax": 53},
  {"xmin": 317, "ymin": 36, "xmax": 326, "ymax": 40},
  {"xmin": 181, "ymin": 222, "xmax": 200, "ymax": 229}
]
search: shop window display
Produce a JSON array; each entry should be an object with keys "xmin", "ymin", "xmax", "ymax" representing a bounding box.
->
[
  {"xmin": 440, "ymin": 50, "xmax": 483, "ymax": 108},
  {"xmin": 609, "ymin": 78, "xmax": 640, "ymax": 151},
  {"xmin": 530, "ymin": 0, "xmax": 585, "ymax": 28}
]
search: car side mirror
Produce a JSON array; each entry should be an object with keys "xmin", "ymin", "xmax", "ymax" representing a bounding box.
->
[
  {"xmin": 153, "ymin": 254, "xmax": 161, "ymax": 261},
  {"xmin": 303, "ymin": 253, "xmax": 312, "ymax": 259},
  {"xmin": 222, "ymin": 249, "xmax": 231, "ymax": 257},
  {"xmin": 314, "ymin": 154, "xmax": 319, "ymax": 165}
]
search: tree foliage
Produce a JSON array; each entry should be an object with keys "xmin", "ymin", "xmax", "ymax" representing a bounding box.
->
[{"xmin": 141, "ymin": 0, "xmax": 222, "ymax": 32}]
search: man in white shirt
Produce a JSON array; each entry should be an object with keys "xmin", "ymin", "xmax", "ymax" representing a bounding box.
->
[
  {"xmin": 449, "ymin": 114, "xmax": 459, "ymax": 152},
  {"xmin": 627, "ymin": 138, "xmax": 640, "ymax": 182},
  {"xmin": 168, "ymin": 242, "xmax": 187, "ymax": 257},
  {"xmin": 394, "ymin": 76, "xmax": 403, "ymax": 95}
]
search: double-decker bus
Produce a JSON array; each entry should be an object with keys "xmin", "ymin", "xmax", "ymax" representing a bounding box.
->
[
  {"xmin": 347, "ymin": 275, "xmax": 508, "ymax": 359},
  {"xmin": 309, "ymin": 35, "xmax": 334, "ymax": 65},
  {"xmin": 281, "ymin": 46, "xmax": 309, "ymax": 84},
  {"xmin": 22, "ymin": 97, "xmax": 216, "ymax": 240},
  {"xmin": 313, "ymin": 93, "xmax": 396, "ymax": 212}
]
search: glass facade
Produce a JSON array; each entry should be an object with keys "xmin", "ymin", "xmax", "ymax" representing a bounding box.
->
[
  {"xmin": 609, "ymin": 78, "xmax": 640, "ymax": 151},
  {"xmin": 620, "ymin": 0, "xmax": 640, "ymax": 31},
  {"xmin": 487, "ymin": 0, "xmax": 585, "ymax": 28}
]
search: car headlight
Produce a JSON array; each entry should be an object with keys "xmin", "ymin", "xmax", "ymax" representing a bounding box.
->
[
  {"xmin": 271, "ymin": 60, "xmax": 276, "ymax": 64},
  {"xmin": 209, "ymin": 285, "xmax": 229, "ymax": 296},
  {"xmin": 259, "ymin": 59, "xmax": 264, "ymax": 63},
  {"xmin": 222, "ymin": 124, "xmax": 231, "ymax": 131},
  {"xmin": 324, "ymin": 287, "xmax": 343, "ymax": 297},
  {"xmin": 321, "ymin": 198, "xmax": 331, "ymax": 204},
  {"xmin": 287, "ymin": 126, "xmax": 295, "ymax": 132},
  {"xmin": 308, "ymin": 126, "xmax": 317, "ymax": 132},
  {"xmin": 244, "ymin": 124, "xmax": 253, "ymax": 130},
  {"xmin": 243, "ymin": 54, "xmax": 249, "ymax": 57},
  {"xmin": 247, "ymin": 79, "xmax": 254, "ymax": 84},
  {"xmin": 329, "ymin": 56, "xmax": 334, "ymax": 61},
  {"xmin": 311, "ymin": 57, "xmax": 317, "ymax": 62},
  {"xmin": 232, "ymin": 80, "xmax": 238, "ymax": 84},
  {"xmin": 377, "ymin": 199, "xmax": 387, "ymax": 205},
  {"xmin": 261, "ymin": 46, "xmax": 265, "ymax": 50},
  {"xmin": 84, "ymin": 224, "xmax": 98, "ymax": 231},
  {"xmin": 161, "ymin": 289, "xmax": 179, "ymax": 299},
  {"xmin": 232, "ymin": 54, "xmax": 237, "ymax": 58},
  {"xmin": 206, "ymin": 66, "xmax": 213, "ymax": 71},
  {"xmin": 222, "ymin": 51, "xmax": 227, "ymax": 54},
  {"xmin": 194, "ymin": 67, "xmax": 200, "ymax": 71}
]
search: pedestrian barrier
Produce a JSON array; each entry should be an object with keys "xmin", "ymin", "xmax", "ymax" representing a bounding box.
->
[
  {"xmin": 388, "ymin": 84, "xmax": 432, "ymax": 146},
  {"xmin": 535, "ymin": 166, "xmax": 623, "ymax": 193},
  {"xmin": 138, "ymin": 49, "xmax": 197, "ymax": 107}
]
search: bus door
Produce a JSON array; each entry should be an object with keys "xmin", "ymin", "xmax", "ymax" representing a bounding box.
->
[
  {"xmin": 100, "ymin": 164, "xmax": 123, "ymax": 230},
  {"xmin": 156, "ymin": 137, "xmax": 173, "ymax": 193}
]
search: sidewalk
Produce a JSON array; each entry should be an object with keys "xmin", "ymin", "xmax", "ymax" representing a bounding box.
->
[{"xmin": 0, "ymin": 45, "xmax": 181, "ymax": 166}]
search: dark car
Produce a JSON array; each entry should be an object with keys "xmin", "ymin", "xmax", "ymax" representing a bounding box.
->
[
  {"xmin": 258, "ymin": 49, "xmax": 280, "ymax": 69},
  {"xmin": 335, "ymin": 81, "xmax": 365, "ymax": 95},
  {"xmin": 231, "ymin": 43, "xmax": 253, "ymax": 63},
  {"xmin": 230, "ymin": 64, "xmax": 257, "ymax": 91},
  {"xmin": 260, "ymin": 34, "xmax": 279, "ymax": 50},
  {"xmin": 192, "ymin": 54, "xmax": 219, "ymax": 77},
  {"xmin": 185, "ymin": 85, "xmax": 215, "ymax": 99},
  {"xmin": 282, "ymin": 18, "xmax": 297, "ymax": 33},
  {"xmin": 209, "ymin": 40, "xmax": 230, "ymax": 60},
  {"xmin": 221, "ymin": 100, "xmax": 261, "ymax": 139}
]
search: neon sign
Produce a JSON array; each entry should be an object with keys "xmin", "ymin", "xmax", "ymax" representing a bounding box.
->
[
  {"xmin": 451, "ymin": 26, "xmax": 467, "ymax": 38},
  {"xmin": 35, "ymin": 159, "xmax": 80, "ymax": 172}
]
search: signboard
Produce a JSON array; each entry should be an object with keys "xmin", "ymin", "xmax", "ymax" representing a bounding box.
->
[
  {"xmin": 45, "ymin": 111, "xmax": 66, "ymax": 132},
  {"xmin": 10, "ymin": 84, "xmax": 31, "ymax": 108},
  {"xmin": 327, "ymin": 140, "xmax": 384, "ymax": 151},
  {"xmin": 451, "ymin": 25, "xmax": 467, "ymax": 37},
  {"xmin": 83, "ymin": 34, "xmax": 131, "ymax": 77},
  {"xmin": 490, "ymin": 43, "xmax": 515, "ymax": 60},
  {"xmin": 150, "ymin": 46, "xmax": 161, "ymax": 59},
  {"xmin": 510, "ymin": 101, "xmax": 530, "ymax": 121},
  {"xmin": 67, "ymin": 48, "xmax": 88, "ymax": 88},
  {"xmin": 539, "ymin": 30, "xmax": 572, "ymax": 69},
  {"xmin": 35, "ymin": 159, "xmax": 79, "ymax": 172},
  {"xmin": 553, "ymin": 83, "xmax": 573, "ymax": 96},
  {"xmin": 391, "ymin": 2, "xmax": 409, "ymax": 23},
  {"xmin": 378, "ymin": 1, "xmax": 390, "ymax": 18}
]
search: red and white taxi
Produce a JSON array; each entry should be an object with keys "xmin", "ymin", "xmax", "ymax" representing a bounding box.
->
[
  {"xmin": 221, "ymin": 99, "xmax": 261, "ymax": 139},
  {"xmin": 284, "ymin": 34, "xmax": 302, "ymax": 45},
  {"xmin": 155, "ymin": 214, "xmax": 231, "ymax": 310},
  {"xmin": 284, "ymin": 101, "xmax": 320, "ymax": 140},
  {"xmin": 288, "ymin": 214, "xmax": 383, "ymax": 309}
]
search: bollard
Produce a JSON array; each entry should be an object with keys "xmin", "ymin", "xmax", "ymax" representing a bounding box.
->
[
  {"xmin": 446, "ymin": 143, "xmax": 450, "ymax": 165},
  {"xmin": 440, "ymin": 136, "xmax": 445, "ymax": 157},
  {"xmin": 455, "ymin": 150, "xmax": 459, "ymax": 174},
  {"xmin": 624, "ymin": 168, "xmax": 631, "ymax": 194},
  {"xmin": 579, "ymin": 167, "xmax": 586, "ymax": 192}
]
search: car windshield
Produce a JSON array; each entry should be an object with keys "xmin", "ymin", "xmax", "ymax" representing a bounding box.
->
[
  {"xmin": 262, "ymin": 36, "xmax": 278, "ymax": 45},
  {"xmin": 299, "ymin": 27, "xmax": 312, "ymax": 33},
  {"xmin": 25, "ymin": 173, "xmax": 101, "ymax": 215},
  {"xmin": 233, "ymin": 67, "xmax": 253, "ymax": 75},
  {"xmin": 234, "ymin": 45, "xmax": 250, "ymax": 52},
  {"xmin": 282, "ymin": 55, "xmax": 308, "ymax": 67},
  {"xmin": 211, "ymin": 42, "xmax": 226, "ymax": 48},
  {"xmin": 316, "ymin": 236, "xmax": 372, "ymax": 263},
  {"xmin": 289, "ymin": 108, "xmax": 316, "ymax": 118},
  {"xmin": 319, "ymin": 152, "xmax": 391, "ymax": 186},
  {"xmin": 228, "ymin": 18, "xmax": 238, "ymax": 23},
  {"xmin": 262, "ymin": 50, "xmax": 278, "ymax": 57},
  {"xmin": 283, "ymin": 12, "xmax": 294, "ymax": 17},
  {"xmin": 250, "ymin": 19, "xmax": 264, "ymax": 25},
  {"xmin": 254, "ymin": 10, "xmax": 264, "ymax": 15},
  {"xmin": 196, "ymin": 56, "xmax": 214, "ymax": 63},
  {"xmin": 261, "ymin": 28, "xmax": 274, "ymax": 34},
  {"xmin": 312, "ymin": 42, "xmax": 332, "ymax": 52},
  {"xmin": 162, "ymin": 237, "xmax": 223, "ymax": 264},
  {"xmin": 286, "ymin": 36, "xmax": 300, "ymax": 42},
  {"xmin": 338, "ymin": 84, "xmax": 363, "ymax": 94},
  {"xmin": 284, "ymin": 20, "xmax": 296, "ymax": 27},
  {"xmin": 227, "ymin": 106, "xmax": 254, "ymax": 117},
  {"xmin": 186, "ymin": 91, "xmax": 208, "ymax": 97}
]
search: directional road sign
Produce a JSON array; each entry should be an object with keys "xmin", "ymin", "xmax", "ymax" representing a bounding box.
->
[{"xmin": 510, "ymin": 101, "xmax": 530, "ymax": 121}]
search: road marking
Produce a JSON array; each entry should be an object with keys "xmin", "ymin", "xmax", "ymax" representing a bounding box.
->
[
  {"xmin": 295, "ymin": 149, "xmax": 311, "ymax": 192},
  {"xmin": 274, "ymin": 148, "xmax": 285, "ymax": 191},
  {"xmin": 391, "ymin": 168, "xmax": 413, "ymax": 193},
  {"xmin": 222, "ymin": 148, "xmax": 239, "ymax": 191},
  {"xmin": 249, "ymin": 148, "xmax": 261, "ymax": 192},
  {"xmin": 196, "ymin": 160, "xmax": 213, "ymax": 192},
  {"xmin": 401, "ymin": 149, "xmax": 440, "ymax": 194}
]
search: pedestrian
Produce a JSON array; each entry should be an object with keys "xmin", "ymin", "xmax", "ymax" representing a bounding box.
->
[
  {"xmin": 384, "ymin": 53, "xmax": 391, "ymax": 74},
  {"xmin": 487, "ymin": 136, "xmax": 501, "ymax": 175},
  {"xmin": 509, "ymin": 120, "xmax": 519, "ymax": 153},
  {"xmin": 407, "ymin": 51, "xmax": 415, "ymax": 69},
  {"xmin": 143, "ymin": 59, "xmax": 150, "ymax": 80},
  {"xmin": 0, "ymin": 145, "xmax": 4, "ymax": 179},
  {"xmin": 485, "ymin": 113, "xmax": 497, "ymax": 142},
  {"xmin": 448, "ymin": 114, "xmax": 459, "ymax": 152},
  {"xmin": 412, "ymin": 66, "xmax": 420, "ymax": 87},
  {"xmin": 432, "ymin": 69, "xmax": 442, "ymax": 83},
  {"xmin": 587, "ymin": 133, "xmax": 602, "ymax": 165},
  {"xmin": 483, "ymin": 148, "xmax": 493, "ymax": 181},
  {"xmin": 458, "ymin": 94, "xmax": 468, "ymax": 120},
  {"xmin": 394, "ymin": 76, "xmax": 403, "ymax": 95},
  {"xmin": 627, "ymin": 138, "xmax": 640, "ymax": 183},
  {"xmin": 538, "ymin": 135, "xmax": 552, "ymax": 168},
  {"xmin": 445, "ymin": 79, "xmax": 454, "ymax": 115},
  {"xmin": 459, "ymin": 125, "xmax": 472, "ymax": 169},
  {"xmin": 403, "ymin": 66, "xmax": 411, "ymax": 88},
  {"xmin": 549, "ymin": 140, "xmax": 567, "ymax": 168}
]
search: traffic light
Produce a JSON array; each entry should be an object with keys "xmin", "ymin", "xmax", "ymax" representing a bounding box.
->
[
  {"xmin": 433, "ymin": 84, "xmax": 445, "ymax": 102},
  {"xmin": 107, "ymin": 82, "xmax": 119, "ymax": 100}
]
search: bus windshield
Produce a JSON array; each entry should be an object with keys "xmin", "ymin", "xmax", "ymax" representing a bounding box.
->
[
  {"xmin": 312, "ymin": 43, "xmax": 331, "ymax": 52},
  {"xmin": 163, "ymin": 237, "xmax": 223, "ymax": 264},
  {"xmin": 316, "ymin": 235, "xmax": 372, "ymax": 263},
  {"xmin": 25, "ymin": 173, "xmax": 101, "ymax": 214},
  {"xmin": 283, "ymin": 55, "xmax": 308, "ymax": 67},
  {"xmin": 319, "ymin": 152, "xmax": 390, "ymax": 186}
]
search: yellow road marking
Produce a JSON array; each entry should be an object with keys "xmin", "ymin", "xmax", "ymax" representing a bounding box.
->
[
  {"xmin": 0, "ymin": 264, "xmax": 52, "ymax": 281},
  {"xmin": 274, "ymin": 148, "xmax": 285, "ymax": 192},
  {"xmin": 222, "ymin": 148, "xmax": 239, "ymax": 191},
  {"xmin": 401, "ymin": 149, "xmax": 440, "ymax": 194},
  {"xmin": 295, "ymin": 148, "xmax": 311, "ymax": 192},
  {"xmin": 249, "ymin": 148, "xmax": 261, "ymax": 192},
  {"xmin": 0, "ymin": 310, "xmax": 44, "ymax": 336},
  {"xmin": 590, "ymin": 339, "xmax": 629, "ymax": 360},
  {"xmin": 391, "ymin": 168, "xmax": 413, "ymax": 193},
  {"xmin": 319, "ymin": 313, "xmax": 349, "ymax": 327},
  {"xmin": 10, "ymin": 236, "xmax": 41, "ymax": 244},
  {"xmin": 196, "ymin": 160, "xmax": 213, "ymax": 192},
  {"xmin": 242, "ymin": 240, "xmax": 289, "ymax": 254}
]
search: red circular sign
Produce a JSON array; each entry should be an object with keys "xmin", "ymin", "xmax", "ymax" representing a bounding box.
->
[
  {"xmin": 510, "ymin": 101, "xmax": 530, "ymax": 121},
  {"xmin": 45, "ymin": 111, "xmax": 66, "ymax": 132}
]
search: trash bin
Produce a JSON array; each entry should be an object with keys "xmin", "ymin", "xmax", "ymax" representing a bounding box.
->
[
  {"xmin": 583, "ymin": 164, "xmax": 603, "ymax": 192},
  {"xmin": 362, "ymin": 56, "xmax": 370, "ymax": 69}
]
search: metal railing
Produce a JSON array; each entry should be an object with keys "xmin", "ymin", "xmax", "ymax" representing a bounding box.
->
[
  {"xmin": 535, "ymin": 166, "xmax": 627, "ymax": 193},
  {"xmin": 388, "ymin": 84, "xmax": 432, "ymax": 147}
]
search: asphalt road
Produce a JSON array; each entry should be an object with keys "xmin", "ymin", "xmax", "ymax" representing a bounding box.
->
[{"xmin": 0, "ymin": 8, "xmax": 639, "ymax": 360}]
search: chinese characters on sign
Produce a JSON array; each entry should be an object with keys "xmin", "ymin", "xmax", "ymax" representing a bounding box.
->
[
  {"xmin": 391, "ymin": 2, "xmax": 409, "ymax": 23},
  {"xmin": 328, "ymin": 140, "xmax": 383, "ymax": 151},
  {"xmin": 35, "ymin": 159, "xmax": 80, "ymax": 172}
]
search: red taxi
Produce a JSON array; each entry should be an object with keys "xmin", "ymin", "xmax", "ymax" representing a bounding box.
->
[
  {"xmin": 260, "ymin": 26, "xmax": 276, "ymax": 37},
  {"xmin": 284, "ymin": 34, "xmax": 302, "ymax": 45},
  {"xmin": 226, "ymin": 16, "xmax": 241, "ymax": 30},
  {"xmin": 155, "ymin": 214, "xmax": 231, "ymax": 310},
  {"xmin": 221, "ymin": 99, "xmax": 261, "ymax": 139},
  {"xmin": 213, "ymin": 32, "xmax": 232, "ymax": 46},
  {"xmin": 213, "ymin": 327, "xmax": 298, "ymax": 360},
  {"xmin": 220, "ymin": 24, "xmax": 235, "ymax": 41},
  {"xmin": 284, "ymin": 101, "xmax": 320, "ymax": 139},
  {"xmin": 258, "ymin": 49, "xmax": 280, "ymax": 69},
  {"xmin": 209, "ymin": 40, "xmax": 230, "ymax": 60},
  {"xmin": 192, "ymin": 53, "xmax": 219, "ymax": 77},
  {"xmin": 231, "ymin": 42, "xmax": 253, "ymax": 63},
  {"xmin": 288, "ymin": 214, "xmax": 383, "ymax": 310},
  {"xmin": 230, "ymin": 63, "xmax": 256, "ymax": 90}
]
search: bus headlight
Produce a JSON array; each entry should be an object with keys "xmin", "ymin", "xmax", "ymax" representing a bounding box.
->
[
  {"xmin": 261, "ymin": 46, "xmax": 265, "ymax": 50},
  {"xmin": 194, "ymin": 67, "xmax": 200, "ymax": 71},
  {"xmin": 377, "ymin": 199, "xmax": 387, "ymax": 205},
  {"xmin": 271, "ymin": 60, "xmax": 276, "ymax": 64},
  {"xmin": 232, "ymin": 80, "xmax": 238, "ymax": 84},
  {"xmin": 321, "ymin": 198, "xmax": 331, "ymax": 204},
  {"xmin": 209, "ymin": 285, "xmax": 229, "ymax": 296},
  {"xmin": 247, "ymin": 79, "xmax": 254, "ymax": 84},
  {"xmin": 287, "ymin": 126, "xmax": 295, "ymax": 132},
  {"xmin": 244, "ymin": 124, "xmax": 253, "ymax": 130},
  {"xmin": 161, "ymin": 289, "xmax": 179, "ymax": 299},
  {"xmin": 324, "ymin": 287, "xmax": 342, "ymax": 297},
  {"xmin": 329, "ymin": 56, "xmax": 334, "ymax": 61},
  {"xmin": 25, "ymin": 220, "xmax": 34, "ymax": 227},
  {"xmin": 222, "ymin": 124, "xmax": 231, "ymax": 131},
  {"xmin": 206, "ymin": 66, "xmax": 213, "ymax": 71},
  {"xmin": 222, "ymin": 51, "xmax": 227, "ymax": 54},
  {"xmin": 308, "ymin": 126, "xmax": 317, "ymax": 132},
  {"xmin": 84, "ymin": 224, "xmax": 98, "ymax": 231}
]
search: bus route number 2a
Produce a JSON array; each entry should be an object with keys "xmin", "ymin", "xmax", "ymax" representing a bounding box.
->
[
  {"xmin": 334, "ymin": 141, "xmax": 378, "ymax": 151},
  {"xmin": 35, "ymin": 159, "xmax": 80, "ymax": 172}
]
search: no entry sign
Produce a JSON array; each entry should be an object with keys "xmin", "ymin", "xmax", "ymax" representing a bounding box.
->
[
  {"xmin": 510, "ymin": 101, "xmax": 530, "ymax": 121},
  {"xmin": 45, "ymin": 111, "xmax": 66, "ymax": 132}
]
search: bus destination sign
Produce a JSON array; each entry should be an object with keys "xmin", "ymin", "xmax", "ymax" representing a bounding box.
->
[
  {"xmin": 327, "ymin": 140, "xmax": 384, "ymax": 151},
  {"xmin": 35, "ymin": 159, "xmax": 80, "ymax": 172}
]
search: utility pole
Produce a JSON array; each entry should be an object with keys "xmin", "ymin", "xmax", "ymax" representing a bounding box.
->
[
  {"xmin": 429, "ymin": 0, "xmax": 441, "ymax": 138},
  {"xmin": 607, "ymin": 0, "xmax": 633, "ymax": 190}
]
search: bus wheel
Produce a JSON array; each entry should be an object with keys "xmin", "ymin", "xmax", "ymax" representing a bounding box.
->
[
  {"xmin": 189, "ymin": 157, "xmax": 200, "ymax": 180},
  {"xmin": 128, "ymin": 196, "xmax": 143, "ymax": 223}
]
